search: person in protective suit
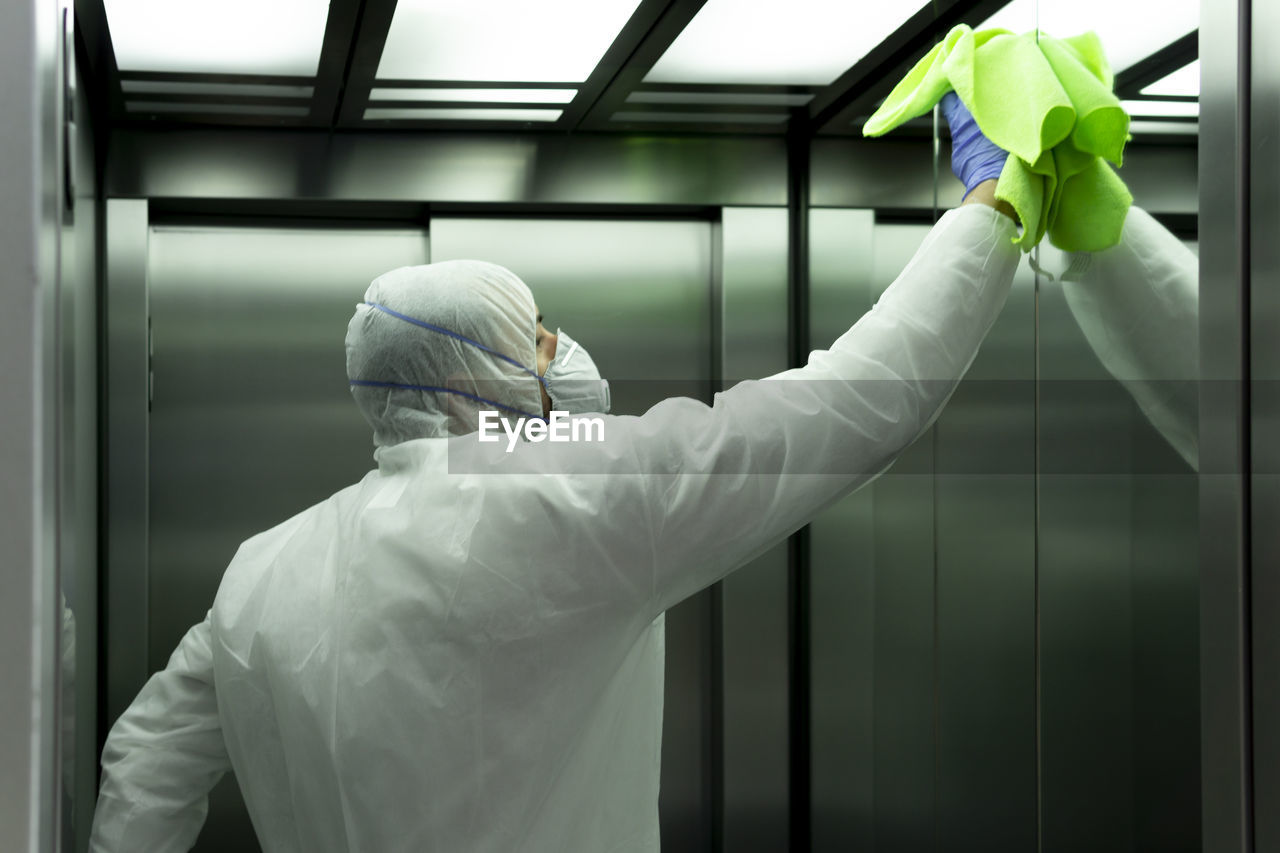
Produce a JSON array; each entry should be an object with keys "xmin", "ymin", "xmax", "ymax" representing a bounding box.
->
[{"xmin": 94, "ymin": 92, "xmax": 1193, "ymax": 852}]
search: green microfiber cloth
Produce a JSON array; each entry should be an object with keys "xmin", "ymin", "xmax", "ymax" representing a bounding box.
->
[{"xmin": 864, "ymin": 25, "xmax": 1132, "ymax": 253}]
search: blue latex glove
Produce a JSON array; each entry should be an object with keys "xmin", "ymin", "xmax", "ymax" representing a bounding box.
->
[{"xmin": 940, "ymin": 91, "xmax": 1008, "ymax": 199}]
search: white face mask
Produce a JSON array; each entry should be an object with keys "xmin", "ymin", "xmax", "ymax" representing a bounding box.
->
[{"xmin": 542, "ymin": 329, "xmax": 611, "ymax": 415}]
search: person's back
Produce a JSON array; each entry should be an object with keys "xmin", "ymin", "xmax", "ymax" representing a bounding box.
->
[{"xmin": 211, "ymin": 436, "xmax": 672, "ymax": 852}]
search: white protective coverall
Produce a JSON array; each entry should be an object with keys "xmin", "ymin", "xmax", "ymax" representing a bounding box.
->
[
  {"xmin": 1053, "ymin": 206, "xmax": 1200, "ymax": 468},
  {"xmin": 91, "ymin": 204, "xmax": 1020, "ymax": 852}
]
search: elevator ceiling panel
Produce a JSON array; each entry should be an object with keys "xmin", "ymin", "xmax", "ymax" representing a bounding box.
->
[
  {"xmin": 976, "ymin": 0, "xmax": 1197, "ymax": 74},
  {"xmin": 377, "ymin": 0, "xmax": 642, "ymax": 82},
  {"xmin": 77, "ymin": 0, "xmax": 1200, "ymax": 138},
  {"xmin": 643, "ymin": 0, "xmax": 924, "ymax": 86},
  {"xmin": 102, "ymin": 0, "xmax": 331, "ymax": 76}
]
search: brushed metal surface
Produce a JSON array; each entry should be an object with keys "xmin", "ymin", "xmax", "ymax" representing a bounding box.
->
[
  {"xmin": 58, "ymin": 47, "xmax": 100, "ymax": 853},
  {"xmin": 869, "ymin": 224, "xmax": 939, "ymax": 853},
  {"xmin": 108, "ymin": 130, "xmax": 788, "ymax": 208},
  {"xmin": 1251, "ymin": 0, "xmax": 1280, "ymax": 845},
  {"xmin": 933, "ymin": 232, "xmax": 1037, "ymax": 853},
  {"xmin": 104, "ymin": 199, "xmax": 151, "ymax": 729},
  {"xmin": 719, "ymin": 207, "xmax": 790, "ymax": 852},
  {"xmin": 807, "ymin": 220, "xmax": 939, "ymax": 852},
  {"xmin": 1198, "ymin": 0, "xmax": 1251, "ymax": 848},
  {"xmin": 0, "ymin": 0, "xmax": 61, "ymax": 848},
  {"xmin": 811, "ymin": 139, "xmax": 1197, "ymax": 215},
  {"xmin": 807, "ymin": 208, "xmax": 876, "ymax": 852}
]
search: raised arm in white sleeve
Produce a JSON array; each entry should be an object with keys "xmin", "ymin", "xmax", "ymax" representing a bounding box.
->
[
  {"xmin": 89, "ymin": 614, "xmax": 230, "ymax": 853},
  {"xmin": 623, "ymin": 202, "xmax": 1021, "ymax": 612},
  {"xmin": 1059, "ymin": 206, "xmax": 1200, "ymax": 469}
]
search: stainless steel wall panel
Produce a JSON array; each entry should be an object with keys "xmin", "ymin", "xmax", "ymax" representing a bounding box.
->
[
  {"xmin": 812, "ymin": 139, "xmax": 1197, "ymax": 215},
  {"xmin": 429, "ymin": 216, "xmax": 713, "ymax": 398},
  {"xmin": 1199, "ymin": 0, "xmax": 1252, "ymax": 847},
  {"xmin": 811, "ymin": 140, "xmax": 944, "ymax": 210},
  {"xmin": 58, "ymin": 48, "xmax": 101, "ymax": 852},
  {"xmin": 808, "ymin": 489, "xmax": 876, "ymax": 851},
  {"xmin": 145, "ymin": 224, "xmax": 430, "ymax": 852},
  {"xmin": 1037, "ymin": 276, "xmax": 1139, "ymax": 853},
  {"xmin": 103, "ymin": 200, "xmax": 151, "ymax": 726},
  {"xmin": 108, "ymin": 131, "xmax": 787, "ymax": 208},
  {"xmin": 933, "ymin": 239, "xmax": 1037, "ymax": 853},
  {"xmin": 1129, "ymin": 466, "xmax": 1201, "ymax": 850},
  {"xmin": 0, "ymin": 0, "xmax": 60, "ymax": 847},
  {"xmin": 429, "ymin": 216, "xmax": 715, "ymax": 853},
  {"xmin": 807, "ymin": 209, "xmax": 874, "ymax": 349},
  {"xmin": 1252, "ymin": 0, "xmax": 1280, "ymax": 845},
  {"xmin": 720, "ymin": 208, "xmax": 789, "ymax": 381},
  {"xmin": 719, "ymin": 208, "xmax": 790, "ymax": 852},
  {"xmin": 870, "ymin": 464, "xmax": 936, "ymax": 853},
  {"xmin": 867, "ymin": 225, "xmax": 936, "ymax": 853},
  {"xmin": 807, "ymin": 209, "xmax": 876, "ymax": 852},
  {"xmin": 1037, "ymin": 264, "xmax": 1201, "ymax": 850},
  {"xmin": 808, "ymin": 219, "xmax": 940, "ymax": 852}
]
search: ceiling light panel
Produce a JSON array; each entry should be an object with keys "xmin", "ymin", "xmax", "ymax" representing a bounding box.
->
[
  {"xmin": 364, "ymin": 108, "xmax": 564, "ymax": 121},
  {"xmin": 626, "ymin": 91, "xmax": 813, "ymax": 106},
  {"xmin": 645, "ymin": 0, "xmax": 925, "ymax": 85},
  {"xmin": 1121, "ymin": 99, "xmax": 1199, "ymax": 117},
  {"xmin": 103, "ymin": 0, "xmax": 331, "ymax": 75},
  {"xmin": 377, "ymin": 0, "xmax": 643, "ymax": 83},
  {"xmin": 1142, "ymin": 60, "xmax": 1200, "ymax": 97},
  {"xmin": 613, "ymin": 111, "xmax": 788, "ymax": 124},
  {"xmin": 368, "ymin": 88, "xmax": 578, "ymax": 104},
  {"xmin": 975, "ymin": 0, "xmax": 1196, "ymax": 73},
  {"xmin": 1128, "ymin": 120, "xmax": 1197, "ymax": 136}
]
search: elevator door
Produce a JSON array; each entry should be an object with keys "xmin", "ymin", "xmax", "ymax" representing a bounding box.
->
[
  {"xmin": 430, "ymin": 216, "xmax": 716, "ymax": 853},
  {"xmin": 145, "ymin": 216, "xmax": 713, "ymax": 851}
]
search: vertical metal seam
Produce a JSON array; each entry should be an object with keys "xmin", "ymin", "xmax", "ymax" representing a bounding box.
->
[
  {"xmin": 786, "ymin": 124, "xmax": 812, "ymax": 853},
  {"xmin": 1029, "ymin": 31, "xmax": 1039, "ymax": 853},
  {"xmin": 708, "ymin": 215, "xmax": 725, "ymax": 853},
  {"xmin": 1033, "ymin": 246, "xmax": 1043, "ymax": 853},
  {"xmin": 94, "ymin": 126, "xmax": 111, "ymax": 760},
  {"xmin": 930, "ymin": 98, "xmax": 942, "ymax": 853}
]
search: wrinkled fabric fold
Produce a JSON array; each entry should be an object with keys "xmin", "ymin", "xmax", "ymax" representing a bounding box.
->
[{"xmin": 864, "ymin": 24, "xmax": 1132, "ymax": 252}]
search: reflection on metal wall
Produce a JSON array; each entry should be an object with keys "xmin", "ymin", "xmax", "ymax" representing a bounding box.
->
[
  {"xmin": 1037, "ymin": 246, "xmax": 1199, "ymax": 852},
  {"xmin": 147, "ymin": 225, "xmax": 430, "ymax": 851},
  {"xmin": 429, "ymin": 216, "xmax": 715, "ymax": 853}
]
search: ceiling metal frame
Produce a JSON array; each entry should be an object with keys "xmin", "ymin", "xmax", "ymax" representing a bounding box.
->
[
  {"xmin": 336, "ymin": 0, "xmax": 686, "ymax": 131},
  {"xmin": 1114, "ymin": 30, "xmax": 1198, "ymax": 99},
  {"xmin": 76, "ymin": 0, "xmax": 1202, "ymax": 138}
]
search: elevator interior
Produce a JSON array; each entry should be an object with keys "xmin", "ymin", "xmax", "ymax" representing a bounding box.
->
[{"xmin": 13, "ymin": 0, "xmax": 1276, "ymax": 850}]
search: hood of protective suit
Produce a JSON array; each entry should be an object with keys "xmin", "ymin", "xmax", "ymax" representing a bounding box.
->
[{"xmin": 345, "ymin": 260, "xmax": 544, "ymax": 447}]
